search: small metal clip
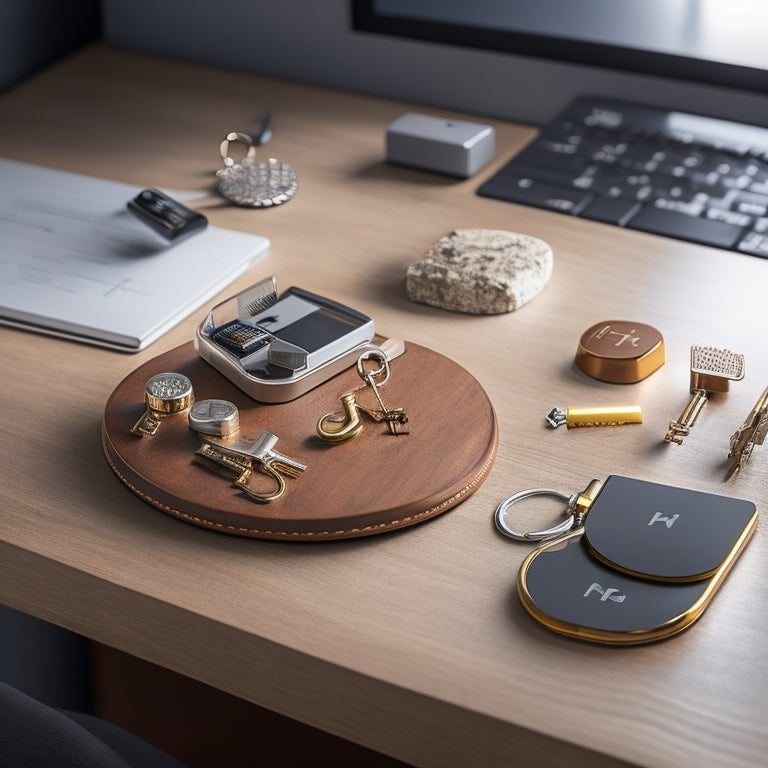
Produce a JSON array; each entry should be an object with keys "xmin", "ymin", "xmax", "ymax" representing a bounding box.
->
[{"xmin": 188, "ymin": 399, "xmax": 240, "ymax": 440}]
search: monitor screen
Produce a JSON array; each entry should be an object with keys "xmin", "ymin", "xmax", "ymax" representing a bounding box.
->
[{"xmin": 352, "ymin": 0, "xmax": 768, "ymax": 97}]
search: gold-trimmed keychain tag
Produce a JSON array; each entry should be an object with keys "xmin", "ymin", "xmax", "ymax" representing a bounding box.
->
[{"xmin": 494, "ymin": 476, "xmax": 757, "ymax": 644}]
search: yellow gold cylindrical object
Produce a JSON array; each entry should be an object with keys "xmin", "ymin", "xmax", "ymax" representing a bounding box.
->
[{"xmin": 565, "ymin": 405, "xmax": 643, "ymax": 428}]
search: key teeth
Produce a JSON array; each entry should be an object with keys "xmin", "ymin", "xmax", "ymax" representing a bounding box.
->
[{"xmin": 664, "ymin": 420, "xmax": 690, "ymax": 444}]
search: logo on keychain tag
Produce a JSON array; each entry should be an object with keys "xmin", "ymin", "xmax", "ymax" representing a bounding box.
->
[{"xmin": 583, "ymin": 476, "xmax": 757, "ymax": 582}]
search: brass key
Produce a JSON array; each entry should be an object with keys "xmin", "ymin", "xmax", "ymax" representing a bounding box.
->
[
  {"xmin": 664, "ymin": 346, "xmax": 745, "ymax": 445},
  {"xmin": 726, "ymin": 385, "xmax": 768, "ymax": 479},
  {"xmin": 194, "ymin": 431, "xmax": 306, "ymax": 503}
]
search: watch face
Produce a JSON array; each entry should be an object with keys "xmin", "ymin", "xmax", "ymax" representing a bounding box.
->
[{"xmin": 146, "ymin": 373, "xmax": 193, "ymax": 402}]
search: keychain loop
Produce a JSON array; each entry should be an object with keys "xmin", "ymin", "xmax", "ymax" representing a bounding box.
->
[
  {"xmin": 357, "ymin": 349, "xmax": 390, "ymax": 386},
  {"xmin": 219, "ymin": 131, "xmax": 256, "ymax": 167},
  {"xmin": 494, "ymin": 488, "xmax": 578, "ymax": 542}
]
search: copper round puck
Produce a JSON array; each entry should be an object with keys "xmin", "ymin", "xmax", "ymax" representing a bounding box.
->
[{"xmin": 575, "ymin": 321, "xmax": 665, "ymax": 383}]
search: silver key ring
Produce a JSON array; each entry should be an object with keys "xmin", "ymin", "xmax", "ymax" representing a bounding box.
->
[
  {"xmin": 357, "ymin": 349, "xmax": 390, "ymax": 387},
  {"xmin": 494, "ymin": 488, "xmax": 579, "ymax": 542}
]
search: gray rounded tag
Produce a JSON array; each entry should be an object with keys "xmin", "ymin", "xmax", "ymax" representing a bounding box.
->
[{"xmin": 583, "ymin": 475, "xmax": 757, "ymax": 581}]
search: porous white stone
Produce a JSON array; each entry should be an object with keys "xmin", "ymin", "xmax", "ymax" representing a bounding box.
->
[{"xmin": 406, "ymin": 229, "xmax": 553, "ymax": 314}]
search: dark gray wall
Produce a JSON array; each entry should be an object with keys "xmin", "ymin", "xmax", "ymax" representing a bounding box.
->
[
  {"xmin": 1, "ymin": 0, "xmax": 99, "ymax": 710},
  {"xmin": 0, "ymin": 605, "xmax": 90, "ymax": 710},
  {"xmin": 101, "ymin": 0, "xmax": 768, "ymax": 127},
  {"xmin": 0, "ymin": 0, "xmax": 100, "ymax": 92}
]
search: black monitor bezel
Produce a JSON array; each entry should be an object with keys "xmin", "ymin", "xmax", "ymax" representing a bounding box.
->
[{"xmin": 350, "ymin": 0, "xmax": 768, "ymax": 96}]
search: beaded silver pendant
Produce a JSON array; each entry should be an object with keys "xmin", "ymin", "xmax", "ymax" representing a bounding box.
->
[{"xmin": 217, "ymin": 131, "xmax": 298, "ymax": 208}]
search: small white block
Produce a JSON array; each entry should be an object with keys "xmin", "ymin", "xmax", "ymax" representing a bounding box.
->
[{"xmin": 386, "ymin": 113, "xmax": 495, "ymax": 178}]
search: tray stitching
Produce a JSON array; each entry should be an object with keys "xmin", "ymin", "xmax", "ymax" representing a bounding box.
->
[{"xmin": 102, "ymin": 430, "xmax": 494, "ymax": 538}]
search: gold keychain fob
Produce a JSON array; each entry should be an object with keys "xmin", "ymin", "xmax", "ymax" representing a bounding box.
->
[{"xmin": 516, "ymin": 476, "xmax": 757, "ymax": 644}]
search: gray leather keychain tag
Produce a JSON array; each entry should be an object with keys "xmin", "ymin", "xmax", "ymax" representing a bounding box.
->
[
  {"xmin": 518, "ymin": 530, "xmax": 720, "ymax": 644},
  {"xmin": 583, "ymin": 475, "xmax": 757, "ymax": 581}
]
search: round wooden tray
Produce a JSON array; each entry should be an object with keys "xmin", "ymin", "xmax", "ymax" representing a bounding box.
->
[{"xmin": 102, "ymin": 341, "xmax": 498, "ymax": 540}]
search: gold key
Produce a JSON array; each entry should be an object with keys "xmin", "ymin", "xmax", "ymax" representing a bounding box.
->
[
  {"xmin": 131, "ymin": 372, "xmax": 194, "ymax": 436},
  {"xmin": 726, "ymin": 385, "xmax": 768, "ymax": 479},
  {"xmin": 194, "ymin": 430, "xmax": 306, "ymax": 503},
  {"xmin": 664, "ymin": 346, "xmax": 745, "ymax": 445},
  {"xmin": 356, "ymin": 351, "xmax": 408, "ymax": 436}
]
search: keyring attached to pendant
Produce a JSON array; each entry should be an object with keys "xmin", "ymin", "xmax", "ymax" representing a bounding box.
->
[{"xmin": 494, "ymin": 480, "xmax": 603, "ymax": 542}]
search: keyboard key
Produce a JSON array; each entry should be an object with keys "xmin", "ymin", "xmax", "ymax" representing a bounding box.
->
[
  {"xmin": 628, "ymin": 207, "xmax": 745, "ymax": 248},
  {"xmin": 477, "ymin": 174, "xmax": 592, "ymax": 213},
  {"xmin": 706, "ymin": 208, "xmax": 753, "ymax": 228},
  {"xmin": 654, "ymin": 198, "xmax": 705, "ymax": 216},
  {"xmin": 579, "ymin": 196, "xmax": 641, "ymax": 226},
  {"xmin": 737, "ymin": 232, "xmax": 768, "ymax": 257}
]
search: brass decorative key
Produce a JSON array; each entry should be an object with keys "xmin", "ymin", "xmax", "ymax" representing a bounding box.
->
[
  {"xmin": 664, "ymin": 346, "xmax": 745, "ymax": 445},
  {"xmin": 317, "ymin": 349, "xmax": 408, "ymax": 443},
  {"xmin": 194, "ymin": 431, "xmax": 306, "ymax": 503},
  {"xmin": 726, "ymin": 386, "xmax": 768, "ymax": 479}
]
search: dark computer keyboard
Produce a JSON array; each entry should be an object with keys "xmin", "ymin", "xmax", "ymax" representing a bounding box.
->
[{"xmin": 478, "ymin": 97, "xmax": 768, "ymax": 257}]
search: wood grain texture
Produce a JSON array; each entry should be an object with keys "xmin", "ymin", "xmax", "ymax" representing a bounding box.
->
[{"xmin": 1, "ymin": 43, "xmax": 768, "ymax": 768}]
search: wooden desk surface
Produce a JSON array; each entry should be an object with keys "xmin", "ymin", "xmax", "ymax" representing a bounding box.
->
[{"xmin": 2, "ymin": 45, "xmax": 767, "ymax": 768}]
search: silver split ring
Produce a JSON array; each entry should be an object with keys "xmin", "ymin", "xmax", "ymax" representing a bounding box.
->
[
  {"xmin": 357, "ymin": 349, "xmax": 390, "ymax": 386},
  {"xmin": 494, "ymin": 488, "xmax": 577, "ymax": 542}
]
